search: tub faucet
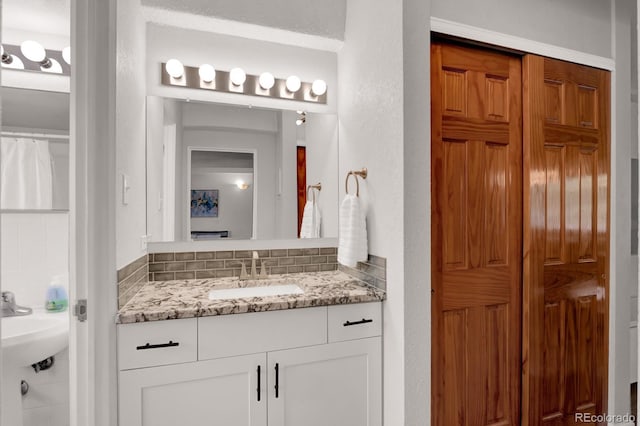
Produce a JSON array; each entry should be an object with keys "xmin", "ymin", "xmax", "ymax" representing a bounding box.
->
[{"xmin": 1, "ymin": 291, "xmax": 33, "ymax": 317}]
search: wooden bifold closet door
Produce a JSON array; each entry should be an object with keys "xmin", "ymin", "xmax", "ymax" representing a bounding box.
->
[
  {"xmin": 522, "ymin": 55, "xmax": 610, "ymax": 426},
  {"xmin": 431, "ymin": 41, "xmax": 610, "ymax": 426},
  {"xmin": 431, "ymin": 42, "xmax": 523, "ymax": 426}
]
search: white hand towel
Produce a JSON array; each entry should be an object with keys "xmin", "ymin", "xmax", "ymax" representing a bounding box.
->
[
  {"xmin": 337, "ymin": 194, "xmax": 368, "ymax": 267},
  {"xmin": 300, "ymin": 200, "xmax": 322, "ymax": 238}
]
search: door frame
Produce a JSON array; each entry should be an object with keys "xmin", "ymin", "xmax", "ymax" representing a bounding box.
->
[{"xmin": 430, "ymin": 16, "xmax": 621, "ymax": 423}]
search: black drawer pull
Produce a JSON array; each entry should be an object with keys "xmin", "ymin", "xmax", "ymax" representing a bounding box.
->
[
  {"xmin": 136, "ymin": 341, "xmax": 179, "ymax": 350},
  {"xmin": 257, "ymin": 365, "xmax": 261, "ymax": 402},
  {"xmin": 343, "ymin": 318, "xmax": 373, "ymax": 327},
  {"xmin": 274, "ymin": 363, "xmax": 280, "ymax": 398}
]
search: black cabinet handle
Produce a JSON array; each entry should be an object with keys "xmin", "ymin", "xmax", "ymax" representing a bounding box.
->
[
  {"xmin": 136, "ymin": 341, "xmax": 179, "ymax": 350},
  {"xmin": 343, "ymin": 318, "xmax": 373, "ymax": 327},
  {"xmin": 257, "ymin": 365, "xmax": 261, "ymax": 402},
  {"xmin": 274, "ymin": 363, "xmax": 279, "ymax": 398}
]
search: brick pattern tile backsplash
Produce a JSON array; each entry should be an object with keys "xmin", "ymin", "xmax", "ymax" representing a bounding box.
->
[
  {"xmin": 147, "ymin": 247, "xmax": 338, "ymax": 282},
  {"xmin": 338, "ymin": 254, "xmax": 387, "ymax": 290}
]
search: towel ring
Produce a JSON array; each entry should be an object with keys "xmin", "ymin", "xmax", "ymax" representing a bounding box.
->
[
  {"xmin": 307, "ymin": 183, "xmax": 321, "ymax": 202},
  {"xmin": 345, "ymin": 168, "xmax": 368, "ymax": 197}
]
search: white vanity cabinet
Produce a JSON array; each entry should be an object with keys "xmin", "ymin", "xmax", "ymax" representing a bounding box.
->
[{"xmin": 117, "ymin": 303, "xmax": 382, "ymax": 426}]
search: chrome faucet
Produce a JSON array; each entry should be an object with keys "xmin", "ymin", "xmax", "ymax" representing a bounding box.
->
[
  {"xmin": 1, "ymin": 291, "xmax": 33, "ymax": 317},
  {"xmin": 239, "ymin": 251, "xmax": 269, "ymax": 280}
]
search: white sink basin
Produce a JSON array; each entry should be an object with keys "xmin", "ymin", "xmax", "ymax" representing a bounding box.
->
[
  {"xmin": 209, "ymin": 284, "xmax": 304, "ymax": 300},
  {"xmin": 2, "ymin": 308, "xmax": 69, "ymax": 367}
]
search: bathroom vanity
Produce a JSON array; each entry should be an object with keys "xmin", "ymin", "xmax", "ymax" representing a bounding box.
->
[{"xmin": 116, "ymin": 271, "xmax": 384, "ymax": 426}]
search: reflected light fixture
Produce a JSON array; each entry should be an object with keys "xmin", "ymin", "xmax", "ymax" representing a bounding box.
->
[
  {"xmin": 62, "ymin": 46, "xmax": 71, "ymax": 65},
  {"xmin": 21, "ymin": 40, "xmax": 51, "ymax": 68},
  {"xmin": 259, "ymin": 72, "xmax": 275, "ymax": 90},
  {"xmin": 1, "ymin": 45, "xmax": 13, "ymax": 64},
  {"xmin": 165, "ymin": 59, "xmax": 184, "ymax": 79},
  {"xmin": 199, "ymin": 64, "xmax": 215, "ymax": 83},
  {"xmin": 311, "ymin": 79, "xmax": 327, "ymax": 96},
  {"xmin": 296, "ymin": 111, "xmax": 306, "ymax": 126},
  {"xmin": 236, "ymin": 180, "xmax": 249, "ymax": 190},
  {"xmin": 286, "ymin": 75, "xmax": 301, "ymax": 93},
  {"xmin": 230, "ymin": 68, "xmax": 246, "ymax": 86}
]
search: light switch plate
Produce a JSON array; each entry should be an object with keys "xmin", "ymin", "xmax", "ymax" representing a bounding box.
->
[{"xmin": 122, "ymin": 173, "xmax": 130, "ymax": 205}]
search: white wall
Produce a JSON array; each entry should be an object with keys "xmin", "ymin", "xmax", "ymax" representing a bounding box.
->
[
  {"xmin": 304, "ymin": 112, "xmax": 339, "ymax": 238},
  {"xmin": 338, "ymin": 1, "xmax": 405, "ymax": 425},
  {"xmin": 145, "ymin": 23, "xmax": 338, "ymax": 114},
  {"xmin": 116, "ymin": 0, "xmax": 147, "ymax": 268},
  {"xmin": 141, "ymin": 0, "xmax": 347, "ymax": 40},
  {"xmin": 0, "ymin": 212, "xmax": 69, "ymax": 307},
  {"xmin": 431, "ymin": 0, "xmax": 612, "ymax": 57},
  {"xmin": 611, "ymin": 0, "xmax": 635, "ymax": 415},
  {"xmin": 275, "ymin": 111, "xmax": 298, "ymax": 239}
]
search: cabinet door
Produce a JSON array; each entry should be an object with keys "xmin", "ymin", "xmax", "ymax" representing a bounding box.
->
[
  {"xmin": 268, "ymin": 337, "xmax": 381, "ymax": 426},
  {"xmin": 119, "ymin": 353, "xmax": 267, "ymax": 426}
]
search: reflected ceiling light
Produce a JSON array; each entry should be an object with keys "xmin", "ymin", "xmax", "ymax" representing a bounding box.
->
[
  {"xmin": 286, "ymin": 75, "xmax": 301, "ymax": 93},
  {"xmin": 21, "ymin": 40, "xmax": 51, "ymax": 68},
  {"xmin": 198, "ymin": 64, "xmax": 215, "ymax": 82},
  {"xmin": 1, "ymin": 45, "xmax": 13, "ymax": 64},
  {"xmin": 230, "ymin": 67, "xmax": 246, "ymax": 85},
  {"xmin": 236, "ymin": 180, "xmax": 249, "ymax": 190},
  {"xmin": 165, "ymin": 59, "xmax": 184, "ymax": 79},
  {"xmin": 311, "ymin": 79, "xmax": 327, "ymax": 96},
  {"xmin": 259, "ymin": 72, "xmax": 275, "ymax": 90},
  {"xmin": 42, "ymin": 58, "xmax": 63, "ymax": 74},
  {"xmin": 62, "ymin": 46, "xmax": 71, "ymax": 65},
  {"xmin": 296, "ymin": 111, "xmax": 306, "ymax": 126}
]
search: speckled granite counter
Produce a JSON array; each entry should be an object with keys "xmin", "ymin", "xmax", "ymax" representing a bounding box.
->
[{"xmin": 116, "ymin": 270, "xmax": 386, "ymax": 324}]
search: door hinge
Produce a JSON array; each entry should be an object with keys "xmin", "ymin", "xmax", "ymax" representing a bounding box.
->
[{"xmin": 74, "ymin": 299, "xmax": 87, "ymax": 322}]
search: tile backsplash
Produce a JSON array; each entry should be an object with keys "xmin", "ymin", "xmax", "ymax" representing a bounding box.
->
[
  {"xmin": 118, "ymin": 247, "xmax": 387, "ymax": 308},
  {"xmin": 148, "ymin": 247, "xmax": 338, "ymax": 281},
  {"xmin": 117, "ymin": 254, "xmax": 148, "ymax": 308},
  {"xmin": 338, "ymin": 254, "xmax": 387, "ymax": 290}
]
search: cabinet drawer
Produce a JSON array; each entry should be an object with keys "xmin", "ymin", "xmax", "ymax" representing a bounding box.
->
[
  {"xmin": 328, "ymin": 302, "xmax": 382, "ymax": 343},
  {"xmin": 199, "ymin": 307, "xmax": 327, "ymax": 360},
  {"xmin": 117, "ymin": 318, "xmax": 197, "ymax": 370}
]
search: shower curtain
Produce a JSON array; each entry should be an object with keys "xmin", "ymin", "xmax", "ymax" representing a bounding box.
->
[{"xmin": 1, "ymin": 137, "xmax": 53, "ymax": 209}]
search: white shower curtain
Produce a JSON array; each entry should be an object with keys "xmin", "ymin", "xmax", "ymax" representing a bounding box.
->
[{"xmin": 1, "ymin": 137, "xmax": 53, "ymax": 209}]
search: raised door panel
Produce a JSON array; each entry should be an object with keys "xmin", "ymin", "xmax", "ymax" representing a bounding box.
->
[
  {"xmin": 432, "ymin": 42, "xmax": 521, "ymax": 426},
  {"xmin": 268, "ymin": 338, "xmax": 381, "ymax": 426},
  {"xmin": 118, "ymin": 353, "xmax": 267, "ymax": 426}
]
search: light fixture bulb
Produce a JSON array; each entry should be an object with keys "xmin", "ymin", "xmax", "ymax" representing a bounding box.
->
[
  {"xmin": 1, "ymin": 45, "xmax": 13, "ymax": 65},
  {"xmin": 230, "ymin": 68, "xmax": 246, "ymax": 86},
  {"xmin": 286, "ymin": 75, "xmax": 301, "ymax": 93},
  {"xmin": 236, "ymin": 180, "xmax": 249, "ymax": 190},
  {"xmin": 259, "ymin": 72, "xmax": 275, "ymax": 90},
  {"xmin": 2, "ymin": 55, "xmax": 23, "ymax": 69},
  {"xmin": 62, "ymin": 46, "xmax": 71, "ymax": 65},
  {"xmin": 311, "ymin": 79, "xmax": 327, "ymax": 96},
  {"xmin": 42, "ymin": 58, "xmax": 63, "ymax": 74},
  {"xmin": 198, "ymin": 64, "xmax": 216, "ymax": 83},
  {"xmin": 21, "ymin": 40, "xmax": 47, "ymax": 62},
  {"xmin": 165, "ymin": 59, "xmax": 184, "ymax": 79}
]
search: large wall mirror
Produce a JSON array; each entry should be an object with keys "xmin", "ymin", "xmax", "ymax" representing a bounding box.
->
[
  {"xmin": 146, "ymin": 96, "xmax": 338, "ymax": 243},
  {"xmin": 0, "ymin": 87, "xmax": 70, "ymax": 211}
]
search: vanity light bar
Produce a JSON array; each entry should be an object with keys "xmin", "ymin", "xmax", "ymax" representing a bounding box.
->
[
  {"xmin": 0, "ymin": 43, "xmax": 70, "ymax": 76},
  {"xmin": 161, "ymin": 63, "xmax": 327, "ymax": 104}
]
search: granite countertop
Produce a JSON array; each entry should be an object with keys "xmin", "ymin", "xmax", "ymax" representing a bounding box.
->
[{"xmin": 116, "ymin": 270, "xmax": 386, "ymax": 324}]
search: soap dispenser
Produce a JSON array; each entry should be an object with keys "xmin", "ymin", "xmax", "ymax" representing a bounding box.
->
[{"xmin": 46, "ymin": 275, "xmax": 68, "ymax": 312}]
